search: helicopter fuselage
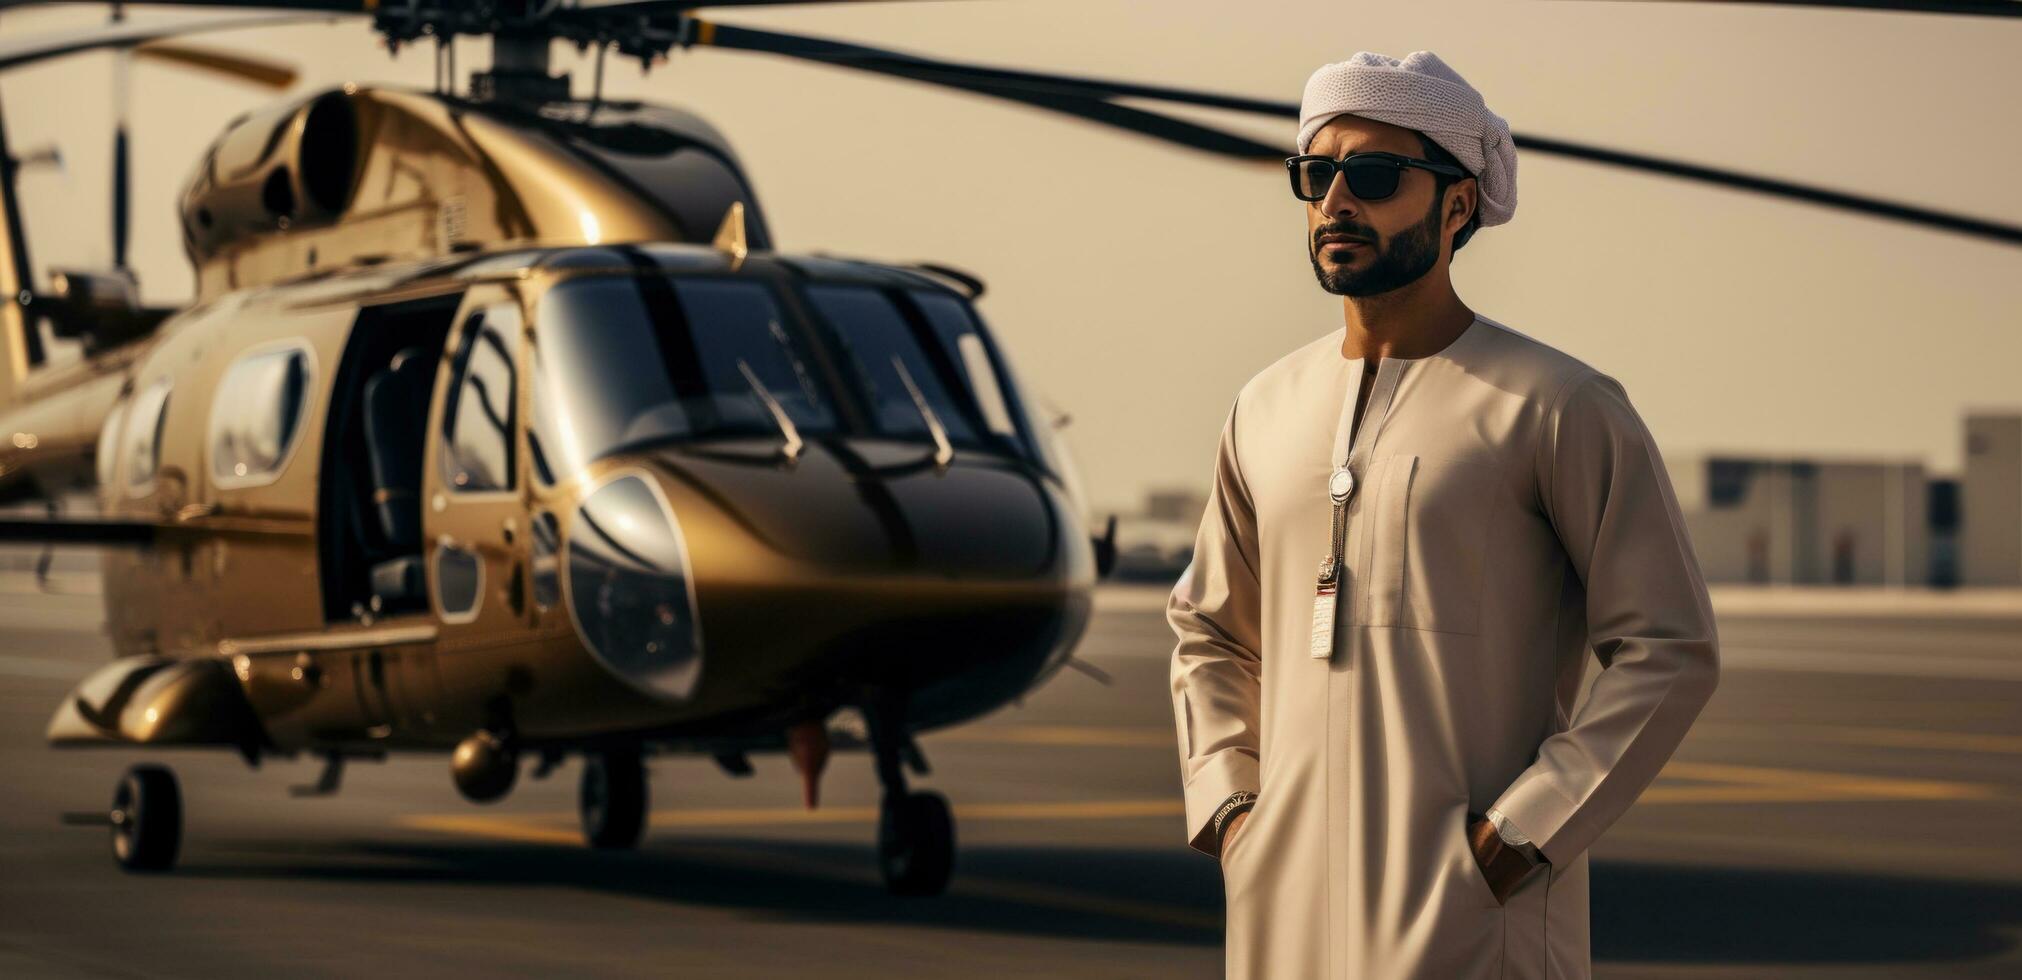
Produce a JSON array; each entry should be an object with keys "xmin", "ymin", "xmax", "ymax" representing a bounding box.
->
[
  {"xmin": 68, "ymin": 242, "xmax": 1094, "ymax": 760},
  {"xmin": 2, "ymin": 83, "xmax": 1094, "ymax": 764}
]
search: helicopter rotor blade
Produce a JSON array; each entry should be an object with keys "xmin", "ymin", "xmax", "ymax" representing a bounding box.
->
[
  {"xmin": 109, "ymin": 4, "xmax": 131, "ymax": 276},
  {"xmin": 0, "ymin": 11, "xmax": 340, "ymax": 74},
  {"xmin": 690, "ymin": 19, "xmax": 1297, "ymax": 118},
  {"xmin": 0, "ymin": 0, "xmax": 961, "ymax": 18},
  {"xmin": 0, "ymin": 11, "xmax": 328, "ymax": 273},
  {"xmin": 859, "ymin": 69, "xmax": 1287, "ymax": 161},
  {"xmin": 112, "ymin": 40, "xmax": 298, "ymax": 269},
  {"xmin": 689, "ymin": 18, "xmax": 2020, "ymax": 246},
  {"xmin": 583, "ymin": 0, "xmax": 975, "ymax": 8},
  {"xmin": 0, "ymin": 0, "xmax": 365, "ymax": 10},
  {"xmin": 1517, "ymin": 132, "xmax": 2021, "ymax": 245},
  {"xmin": 112, "ymin": 49, "xmax": 128, "ymax": 272},
  {"xmin": 0, "ymin": 3, "xmax": 2008, "ymax": 244},
  {"xmin": 689, "ymin": 19, "xmax": 1289, "ymax": 160},
  {"xmin": 1564, "ymin": 0, "xmax": 2022, "ymax": 17},
  {"xmin": 133, "ymin": 41, "xmax": 300, "ymax": 90}
]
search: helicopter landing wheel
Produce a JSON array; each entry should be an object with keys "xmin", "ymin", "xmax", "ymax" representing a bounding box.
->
[
  {"xmin": 110, "ymin": 764, "xmax": 181, "ymax": 872},
  {"xmin": 878, "ymin": 789, "xmax": 954, "ymax": 896},
  {"xmin": 580, "ymin": 748, "xmax": 647, "ymax": 850}
]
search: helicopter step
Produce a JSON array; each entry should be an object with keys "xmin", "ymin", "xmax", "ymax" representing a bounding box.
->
[
  {"xmin": 863, "ymin": 697, "xmax": 954, "ymax": 897},
  {"xmin": 61, "ymin": 764, "xmax": 183, "ymax": 872},
  {"xmin": 283, "ymin": 749, "xmax": 389, "ymax": 797}
]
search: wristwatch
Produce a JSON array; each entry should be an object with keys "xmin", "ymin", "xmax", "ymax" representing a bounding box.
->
[
  {"xmin": 1486, "ymin": 806, "xmax": 1545, "ymax": 865},
  {"xmin": 1212, "ymin": 790, "xmax": 1258, "ymax": 854}
]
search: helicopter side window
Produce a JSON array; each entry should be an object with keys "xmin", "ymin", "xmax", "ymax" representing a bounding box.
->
[
  {"xmin": 209, "ymin": 342, "xmax": 314, "ymax": 487},
  {"xmin": 434, "ymin": 543, "xmax": 484, "ymax": 624},
  {"xmin": 123, "ymin": 378, "xmax": 172, "ymax": 496},
  {"xmin": 441, "ymin": 304, "xmax": 520, "ymax": 493},
  {"xmin": 801, "ymin": 285, "xmax": 978, "ymax": 447}
]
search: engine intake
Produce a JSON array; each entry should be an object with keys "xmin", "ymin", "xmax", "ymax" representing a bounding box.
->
[{"xmin": 179, "ymin": 89, "xmax": 361, "ymax": 259}]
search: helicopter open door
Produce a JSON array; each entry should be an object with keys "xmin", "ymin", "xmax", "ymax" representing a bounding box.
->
[
  {"xmin": 419, "ymin": 285, "xmax": 533, "ymax": 735},
  {"xmin": 315, "ymin": 293, "xmax": 458, "ymax": 736}
]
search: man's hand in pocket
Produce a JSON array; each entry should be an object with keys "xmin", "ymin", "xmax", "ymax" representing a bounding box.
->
[
  {"xmin": 1467, "ymin": 812, "xmax": 1539, "ymax": 905},
  {"xmin": 1219, "ymin": 810, "xmax": 1252, "ymax": 866}
]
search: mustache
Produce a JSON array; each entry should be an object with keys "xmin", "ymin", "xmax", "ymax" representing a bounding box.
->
[{"xmin": 1314, "ymin": 226, "xmax": 1374, "ymax": 245}]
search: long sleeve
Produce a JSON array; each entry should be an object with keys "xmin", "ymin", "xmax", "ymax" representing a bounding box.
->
[
  {"xmin": 1169, "ymin": 397, "xmax": 1266, "ymax": 857},
  {"xmin": 1488, "ymin": 370, "xmax": 1721, "ymax": 866}
]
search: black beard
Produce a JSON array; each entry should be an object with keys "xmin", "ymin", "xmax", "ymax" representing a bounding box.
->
[{"xmin": 1310, "ymin": 197, "xmax": 1443, "ymax": 297}]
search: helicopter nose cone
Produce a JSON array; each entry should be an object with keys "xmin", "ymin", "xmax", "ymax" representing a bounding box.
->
[
  {"xmin": 564, "ymin": 471, "xmax": 704, "ymax": 701},
  {"xmin": 640, "ymin": 437, "xmax": 1060, "ymax": 575}
]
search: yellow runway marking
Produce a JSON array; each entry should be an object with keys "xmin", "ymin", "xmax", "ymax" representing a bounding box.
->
[
  {"xmin": 400, "ymin": 757, "xmax": 2002, "ymax": 848},
  {"xmin": 692, "ymin": 841, "xmax": 1220, "ymax": 931},
  {"xmin": 1648, "ymin": 761, "xmax": 2000, "ymax": 804},
  {"xmin": 403, "ymin": 814, "xmax": 583, "ymax": 846},
  {"xmin": 399, "ymin": 760, "xmax": 1998, "ymax": 851},
  {"xmin": 1695, "ymin": 722, "xmax": 2022, "ymax": 756},
  {"xmin": 400, "ymin": 803, "xmax": 1217, "ymax": 933},
  {"xmin": 941, "ymin": 722, "xmax": 2022, "ymax": 757},
  {"xmin": 398, "ymin": 761, "xmax": 2003, "ymax": 931},
  {"xmin": 929, "ymin": 725, "xmax": 1176, "ymax": 747},
  {"xmin": 398, "ymin": 755, "xmax": 2005, "ymax": 892},
  {"xmin": 401, "ymin": 797, "xmax": 1184, "ymax": 837},
  {"xmin": 640, "ymin": 798, "xmax": 1184, "ymax": 827}
]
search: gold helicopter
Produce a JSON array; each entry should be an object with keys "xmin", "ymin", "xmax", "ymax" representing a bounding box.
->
[{"xmin": 0, "ymin": 0, "xmax": 2010, "ymax": 892}]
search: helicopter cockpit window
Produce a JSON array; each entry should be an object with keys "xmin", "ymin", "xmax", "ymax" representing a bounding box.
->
[
  {"xmin": 800, "ymin": 285, "xmax": 980, "ymax": 447},
  {"xmin": 530, "ymin": 276, "xmax": 836, "ymax": 484},
  {"xmin": 123, "ymin": 378, "xmax": 172, "ymax": 496},
  {"xmin": 905, "ymin": 290, "xmax": 1020, "ymax": 441},
  {"xmin": 209, "ymin": 342, "xmax": 313, "ymax": 487},
  {"xmin": 441, "ymin": 304, "xmax": 520, "ymax": 493}
]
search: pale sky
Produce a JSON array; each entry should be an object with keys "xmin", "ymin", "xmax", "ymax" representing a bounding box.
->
[{"xmin": 3, "ymin": 1, "xmax": 2017, "ymax": 517}]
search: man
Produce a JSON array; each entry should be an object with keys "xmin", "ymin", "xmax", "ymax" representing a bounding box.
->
[{"xmin": 1168, "ymin": 50, "xmax": 1720, "ymax": 979}]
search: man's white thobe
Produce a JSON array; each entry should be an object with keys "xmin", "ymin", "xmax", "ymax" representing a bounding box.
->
[{"xmin": 1169, "ymin": 313, "xmax": 1720, "ymax": 979}]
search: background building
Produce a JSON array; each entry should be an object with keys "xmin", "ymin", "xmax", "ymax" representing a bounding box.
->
[
  {"xmin": 1675, "ymin": 455, "xmax": 1928, "ymax": 587},
  {"xmin": 1961, "ymin": 414, "xmax": 2022, "ymax": 586},
  {"xmin": 1678, "ymin": 412, "xmax": 2019, "ymax": 587},
  {"xmin": 1128, "ymin": 411, "xmax": 2021, "ymax": 590}
]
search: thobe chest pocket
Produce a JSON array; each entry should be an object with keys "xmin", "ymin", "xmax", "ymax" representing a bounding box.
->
[{"xmin": 1353, "ymin": 452, "xmax": 1500, "ymax": 635}]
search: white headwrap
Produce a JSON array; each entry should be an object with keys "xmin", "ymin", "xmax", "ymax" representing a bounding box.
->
[{"xmin": 1296, "ymin": 51, "xmax": 1517, "ymax": 228}]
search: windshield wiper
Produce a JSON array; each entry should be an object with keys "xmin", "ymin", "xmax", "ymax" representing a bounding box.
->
[
  {"xmin": 736, "ymin": 358, "xmax": 803, "ymax": 464},
  {"xmin": 889, "ymin": 355, "xmax": 953, "ymax": 471}
]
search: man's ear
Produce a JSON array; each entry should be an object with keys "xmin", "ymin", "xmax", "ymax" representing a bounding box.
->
[{"xmin": 1449, "ymin": 179, "xmax": 1478, "ymax": 231}]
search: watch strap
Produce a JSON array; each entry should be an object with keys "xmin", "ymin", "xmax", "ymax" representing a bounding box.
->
[{"xmin": 1212, "ymin": 791, "xmax": 1258, "ymax": 850}]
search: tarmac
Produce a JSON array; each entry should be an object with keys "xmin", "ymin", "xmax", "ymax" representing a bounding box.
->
[{"xmin": 2, "ymin": 572, "xmax": 2019, "ymax": 978}]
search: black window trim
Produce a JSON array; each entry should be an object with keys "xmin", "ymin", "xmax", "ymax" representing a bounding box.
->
[
  {"xmin": 440, "ymin": 304, "xmax": 521, "ymax": 496},
  {"xmin": 794, "ymin": 280, "xmax": 1030, "ymax": 463}
]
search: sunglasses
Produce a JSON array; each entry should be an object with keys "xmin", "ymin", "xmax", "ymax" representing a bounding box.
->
[{"xmin": 1285, "ymin": 151, "xmax": 1469, "ymax": 204}]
